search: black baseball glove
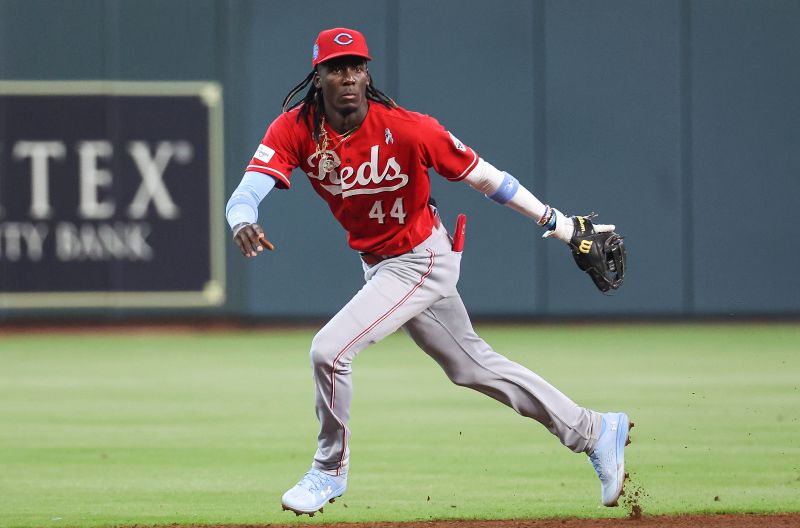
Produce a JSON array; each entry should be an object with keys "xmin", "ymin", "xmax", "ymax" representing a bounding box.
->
[{"xmin": 568, "ymin": 214, "xmax": 626, "ymax": 293}]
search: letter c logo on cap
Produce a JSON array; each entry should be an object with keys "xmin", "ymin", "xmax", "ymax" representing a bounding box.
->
[{"xmin": 333, "ymin": 32, "xmax": 353, "ymax": 45}]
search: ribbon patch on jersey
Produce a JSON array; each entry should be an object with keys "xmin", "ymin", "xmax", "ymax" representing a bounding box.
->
[{"xmin": 385, "ymin": 128, "xmax": 394, "ymax": 145}]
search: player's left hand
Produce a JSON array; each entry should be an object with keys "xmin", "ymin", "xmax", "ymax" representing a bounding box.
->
[
  {"xmin": 542, "ymin": 209, "xmax": 615, "ymax": 243},
  {"xmin": 562, "ymin": 213, "xmax": 626, "ymax": 293},
  {"xmin": 232, "ymin": 222, "xmax": 275, "ymax": 258}
]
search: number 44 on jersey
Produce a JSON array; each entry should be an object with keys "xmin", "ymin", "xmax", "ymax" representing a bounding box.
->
[{"xmin": 368, "ymin": 197, "xmax": 406, "ymax": 224}]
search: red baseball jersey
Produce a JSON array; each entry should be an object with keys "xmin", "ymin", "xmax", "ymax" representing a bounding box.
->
[{"xmin": 246, "ymin": 102, "xmax": 479, "ymax": 255}]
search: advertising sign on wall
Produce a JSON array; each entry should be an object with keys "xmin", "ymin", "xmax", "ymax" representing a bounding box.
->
[{"xmin": 0, "ymin": 82, "xmax": 225, "ymax": 308}]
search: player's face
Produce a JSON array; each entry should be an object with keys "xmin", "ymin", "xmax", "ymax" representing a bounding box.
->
[{"xmin": 314, "ymin": 56, "xmax": 369, "ymax": 117}]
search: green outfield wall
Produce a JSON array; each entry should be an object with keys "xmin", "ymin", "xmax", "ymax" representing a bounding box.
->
[{"xmin": 0, "ymin": 0, "xmax": 798, "ymax": 319}]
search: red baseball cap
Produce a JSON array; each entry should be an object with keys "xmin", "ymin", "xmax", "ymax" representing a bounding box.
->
[{"xmin": 312, "ymin": 27, "xmax": 371, "ymax": 67}]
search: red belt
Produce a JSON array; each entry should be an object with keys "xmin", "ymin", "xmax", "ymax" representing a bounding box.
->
[
  {"xmin": 360, "ymin": 215, "xmax": 442, "ymax": 266},
  {"xmin": 359, "ymin": 252, "xmax": 399, "ymax": 266}
]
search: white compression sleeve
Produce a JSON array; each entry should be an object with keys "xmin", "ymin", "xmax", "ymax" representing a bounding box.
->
[
  {"xmin": 462, "ymin": 158, "xmax": 548, "ymax": 222},
  {"xmin": 225, "ymin": 171, "xmax": 277, "ymax": 229}
]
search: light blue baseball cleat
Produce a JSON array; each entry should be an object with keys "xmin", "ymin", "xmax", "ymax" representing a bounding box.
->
[
  {"xmin": 281, "ymin": 468, "xmax": 347, "ymax": 516},
  {"xmin": 588, "ymin": 412, "xmax": 633, "ymax": 507}
]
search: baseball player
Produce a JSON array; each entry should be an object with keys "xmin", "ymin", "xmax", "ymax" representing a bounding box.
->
[{"xmin": 226, "ymin": 28, "xmax": 631, "ymax": 516}]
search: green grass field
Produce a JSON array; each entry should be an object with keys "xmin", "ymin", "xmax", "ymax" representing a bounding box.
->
[{"xmin": 0, "ymin": 324, "xmax": 798, "ymax": 527}]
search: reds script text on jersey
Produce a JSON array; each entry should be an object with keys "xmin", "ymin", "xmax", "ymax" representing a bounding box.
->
[{"xmin": 246, "ymin": 102, "xmax": 478, "ymax": 255}]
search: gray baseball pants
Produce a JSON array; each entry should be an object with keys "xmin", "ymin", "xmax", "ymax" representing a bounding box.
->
[{"xmin": 310, "ymin": 223, "xmax": 602, "ymax": 476}]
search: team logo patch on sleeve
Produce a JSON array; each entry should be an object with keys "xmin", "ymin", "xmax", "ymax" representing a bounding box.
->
[
  {"xmin": 448, "ymin": 132, "xmax": 466, "ymax": 152},
  {"xmin": 254, "ymin": 144, "xmax": 276, "ymax": 163}
]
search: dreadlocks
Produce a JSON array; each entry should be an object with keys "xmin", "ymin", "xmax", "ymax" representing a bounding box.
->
[{"xmin": 281, "ymin": 69, "xmax": 397, "ymax": 143}]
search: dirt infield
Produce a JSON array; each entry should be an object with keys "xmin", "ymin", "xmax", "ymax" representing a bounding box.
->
[{"xmin": 149, "ymin": 514, "xmax": 800, "ymax": 528}]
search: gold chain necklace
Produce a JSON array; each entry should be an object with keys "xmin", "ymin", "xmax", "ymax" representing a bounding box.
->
[{"xmin": 315, "ymin": 115, "xmax": 360, "ymax": 174}]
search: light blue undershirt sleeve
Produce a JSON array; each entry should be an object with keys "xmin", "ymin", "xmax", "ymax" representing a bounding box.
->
[{"xmin": 225, "ymin": 171, "xmax": 278, "ymax": 229}]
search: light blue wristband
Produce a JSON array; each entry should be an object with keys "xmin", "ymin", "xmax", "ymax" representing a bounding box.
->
[{"xmin": 485, "ymin": 172, "xmax": 519, "ymax": 204}]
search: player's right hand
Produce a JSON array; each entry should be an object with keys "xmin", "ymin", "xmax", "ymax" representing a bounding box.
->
[{"xmin": 232, "ymin": 222, "xmax": 273, "ymax": 257}]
